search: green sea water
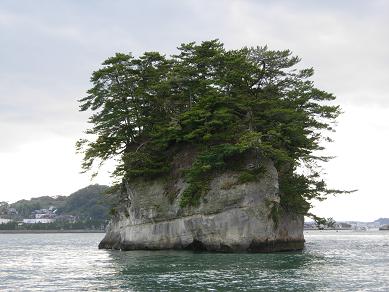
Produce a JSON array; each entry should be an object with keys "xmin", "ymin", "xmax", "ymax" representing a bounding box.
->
[{"xmin": 0, "ymin": 230, "xmax": 388, "ymax": 291}]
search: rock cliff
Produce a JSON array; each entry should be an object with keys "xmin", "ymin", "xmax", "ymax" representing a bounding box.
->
[{"xmin": 99, "ymin": 152, "xmax": 304, "ymax": 252}]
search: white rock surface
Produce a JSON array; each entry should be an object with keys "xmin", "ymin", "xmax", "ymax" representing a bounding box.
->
[{"xmin": 99, "ymin": 157, "xmax": 304, "ymax": 252}]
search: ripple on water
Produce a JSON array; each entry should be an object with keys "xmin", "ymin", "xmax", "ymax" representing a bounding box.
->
[{"xmin": 0, "ymin": 231, "xmax": 388, "ymax": 291}]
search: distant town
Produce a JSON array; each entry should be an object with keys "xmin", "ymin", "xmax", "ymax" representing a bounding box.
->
[
  {"xmin": 304, "ymin": 218, "xmax": 389, "ymax": 231},
  {"xmin": 0, "ymin": 205, "xmax": 77, "ymax": 225},
  {"xmin": 0, "ymin": 184, "xmax": 111, "ymax": 231}
]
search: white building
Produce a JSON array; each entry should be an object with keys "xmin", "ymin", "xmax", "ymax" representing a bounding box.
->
[
  {"xmin": 23, "ymin": 218, "xmax": 55, "ymax": 224},
  {"xmin": 0, "ymin": 218, "xmax": 12, "ymax": 224}
]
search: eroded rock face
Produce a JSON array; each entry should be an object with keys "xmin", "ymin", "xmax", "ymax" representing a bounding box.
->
[{"xmin": 99, "ymin": 156, "xmax": 304, "ymax": 252}]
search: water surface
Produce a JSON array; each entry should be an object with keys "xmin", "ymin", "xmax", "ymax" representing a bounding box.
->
[{"xmin": 0, "ymin": 231, "xmax": 388, "ymax": 291}]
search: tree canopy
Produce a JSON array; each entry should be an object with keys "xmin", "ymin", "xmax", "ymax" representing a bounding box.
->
[{"xmin": 77, "ymin": 40, "xmax": 343, "ymax": 223}]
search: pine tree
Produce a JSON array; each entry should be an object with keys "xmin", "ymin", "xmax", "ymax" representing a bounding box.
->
[{"xmin": 78, "ymin": 40, "xmax": 347, "ymax": 224}]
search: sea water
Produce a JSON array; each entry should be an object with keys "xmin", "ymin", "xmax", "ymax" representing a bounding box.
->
[{"xmin": 0, "ymin": 230, "xmax": 388, "ymax": 291}]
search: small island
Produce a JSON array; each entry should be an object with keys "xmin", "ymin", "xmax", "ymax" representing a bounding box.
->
[{"xmin": 77, "ymin": 40, "xmax": 342, "ymax": 252}]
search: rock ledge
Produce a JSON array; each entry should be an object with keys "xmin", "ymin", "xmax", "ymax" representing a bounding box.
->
[{"xmin": 99, "ymin": 156, "xmax": 304, "ymax": 252}]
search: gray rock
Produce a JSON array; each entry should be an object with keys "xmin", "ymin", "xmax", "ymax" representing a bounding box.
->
[{"xmin": 99, "ymin": 155, "xmax": 304, "ymax": 252}]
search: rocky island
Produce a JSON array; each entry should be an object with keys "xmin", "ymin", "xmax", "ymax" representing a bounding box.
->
[
  {"xmin": 78, "ymin": 40, "xmax": 341, "ymax": 252},
  {"xmin": 99, "ymin": 153, "xmax": 304, "ymax": 251}
]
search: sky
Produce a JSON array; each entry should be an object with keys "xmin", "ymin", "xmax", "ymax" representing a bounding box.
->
[{"xmin": 0, "ymin": 0, "xmax": 388, "ymax": 221}]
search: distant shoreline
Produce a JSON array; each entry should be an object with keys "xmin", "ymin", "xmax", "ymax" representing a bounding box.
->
[{"xmin": 0, "ymin": 229, "xmax": 105, "ymax": 234}]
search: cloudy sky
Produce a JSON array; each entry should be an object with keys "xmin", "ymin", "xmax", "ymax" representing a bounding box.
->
[{"xmin": 0, "ymin": 0, "xmax": 388, "ymax": 221}]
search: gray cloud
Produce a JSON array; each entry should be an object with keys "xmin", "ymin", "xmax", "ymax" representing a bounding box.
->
[
  {"xmin": 0, "ymin": 0, "xmax": 388, "ymax": 218},
  {"xmin": 0, "ymin": 0, "xmax": 387, "ymax": 151}
]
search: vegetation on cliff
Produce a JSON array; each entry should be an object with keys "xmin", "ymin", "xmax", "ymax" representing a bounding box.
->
[{"xmin": 77, "ymin": 40, "xmax": 344, "ymax": 223}]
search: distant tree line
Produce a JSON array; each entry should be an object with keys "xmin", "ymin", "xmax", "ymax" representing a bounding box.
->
[
  {"xmin": 0, "ymin": 185, "xmax": 112, "ymax": 230},
  {"xmin": 0, "ymin": 219, "xmax": 106, "ymax": 231}
]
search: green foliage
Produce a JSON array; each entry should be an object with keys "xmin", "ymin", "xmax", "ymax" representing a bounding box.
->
[
  {"xmin": 0, "ymin": 221, "xmax": 18, "ymax": 230},
  {"xmin": 179, "ymin": 183, "xmax": 204, "ymax": 208},
  {"xmin": 9, "ymin": 185, "xmax": 110, "ymax": 221},
  {"xmin": 109, "ymin": 207, "xmax": 117, "ymax": 217},
  {"xmin": 270, "ymin": 202, "xmax": 282, "ymax": 228},
  {"xmin": 0, "ymin": 202, "xmax": 9, "ymax": 215},
  {"xmin": 238, "ymin": 172, "xmax": 257, "ymax": 184},
  {"xmin": 58, "ymin": 184, "xmax": 110, "ymax": 220},
  {"xmin": 179, "ymin": 144, "xmax": 245, "ymax": 206},
  {"xmin": 78, "ymin": 40, "xmax": 345, "ymax": 222}
]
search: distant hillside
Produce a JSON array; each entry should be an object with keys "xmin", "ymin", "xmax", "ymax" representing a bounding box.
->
[
  {"xmin": 374, "ymin": 218, "xmax": 389, "ymax": 225},
  {"xmin": 57, "ymin": 185, "xmax": 111, "ymax": 220},
  {"xmin": 10, "ymin": 184, "xmax": 111, "ymax": 220}
]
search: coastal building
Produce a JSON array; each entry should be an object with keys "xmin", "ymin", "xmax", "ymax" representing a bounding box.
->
[
  {"xmin": 32, "ymin": 208, "xmax": 56, "ymax": 219},
  {"xmin": 23, "ymin": 218, "xmax": 55, "ymax": 224},
  {"xmin": 7, "ymin": 208, "xmax": 18, "ymax": 215},
  {"xmin": 21, "ymin": 207, "xmax": 75, "ymax": 224},
  {"xmin": 304, "ymin": 221, "xmax": 353, "ymax": 230},
  {"xmin": 0, "ymin": 218, "xmax": 12, "ymax": 224},
  {"xmin": 333, "ymin": 222, "xmax": 352, "ymax": 230}
]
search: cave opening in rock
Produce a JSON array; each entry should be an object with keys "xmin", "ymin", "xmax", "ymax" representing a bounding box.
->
[{"xmin": 185, "ymin": 239, "xmax": 207, "ymax": 251}]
